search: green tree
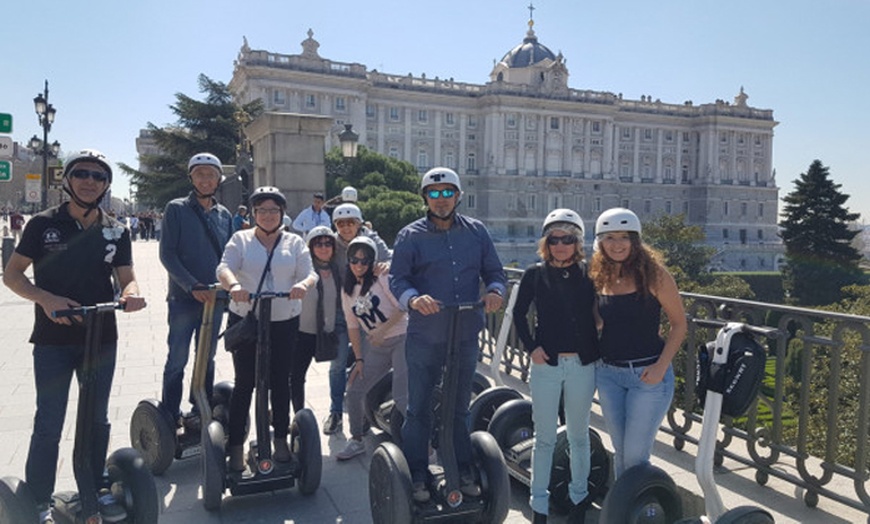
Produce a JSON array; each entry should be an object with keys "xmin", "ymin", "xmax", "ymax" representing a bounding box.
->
[
  {"xmin": 118, "ymin": 74, "xmax": 262, "ymax": 209},
  {"xmin": 325, "ymin": 147, "xmax": 424, "ymax": 244},
  {"xmin": 780, "ymin": 159, "xmax": 864, "ymax": 306},
  {"xmin": 644, "ymin": 213, "xmax": 715, "ymax": 279}
]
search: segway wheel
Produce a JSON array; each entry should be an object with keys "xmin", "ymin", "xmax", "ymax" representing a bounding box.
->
[
  {"xmin": 0, "ymin": 476, "xmax": 38, "ymax": 523},
  {"xmin": 105, "ymin": 447, "xmax": 160, "ymax": 523},
  {"xmin": 365, "ymin": 371, "xmax": 394, "ymax": 433},
  {"xmin": 599, "ymin": 462, "xmax": 683, "ymax": 523},
  {"xmin": 292, "ymin": 408, "xmax": 322, "ymax": 495},
  {"xmin": 369, "ymin": 442, "xmax": 413, "ymax": 524},
  {"xmin": 549, "ymin": 427, "xmax": 611, "ymax": 514},
  {"xmin": 472, "ymin": 371, "xmax": 492, "ymax": 399},
  {"xmin": 487, "ymin": 398, "xmax": 533, "ymax": 449},
  {"xmin": 130, "ymin": 400, "xmax": 176, "ymax": 475},
  {"xmin": 470, "ymin": 431, "xmax": 510, "ymax": 523},
  {"xmin": 202, "ymin": 421, "xmax": 226, "ymax": 511},
  {"xmin": 388, "ymin": 404, "xmax": 404, "ymax": 446},
  {"xmin": 715, "ymin": 506, "xmax": 774, "ymax": 524},
  {"xmin": 211, "ymin": 381, "xmax": 235, "ymax": 427},
  {"xmin": 468, "ymin": 386, "xmax": 524, "ymax": 432}
]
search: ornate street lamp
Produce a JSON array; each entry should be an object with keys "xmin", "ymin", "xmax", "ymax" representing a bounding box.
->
[
  {"xmin": 31, "ymin": 80, "xmax": 60, "ymax": 209},
  {"xmin": 338, "ymin": 124, "xmax": 359, "ymax": 160}
]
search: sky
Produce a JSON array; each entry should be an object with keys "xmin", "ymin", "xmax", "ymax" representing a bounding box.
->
[{"xmin": 2, "ymin": 0, "xmax": 868, "ymax": 219}]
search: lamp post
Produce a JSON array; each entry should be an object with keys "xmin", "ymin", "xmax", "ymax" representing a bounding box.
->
[
  {"xmin": 337, "ymin": 124, "xmax": 359, "ymax": 188},
  {"xmin": 30, "ymin": 80, "xmax": 60, "ymax": 210}
]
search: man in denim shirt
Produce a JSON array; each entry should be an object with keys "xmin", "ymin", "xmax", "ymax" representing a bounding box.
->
[
  {"xmin": 390, "ymin": 167, "xmax": 506, "ymax": 503},
  {"xmin": 159, "ymin": 152, "xmax": 232, "ymax": 428}
]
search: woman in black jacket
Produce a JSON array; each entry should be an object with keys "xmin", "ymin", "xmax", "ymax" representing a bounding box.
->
[{"xmin": 512, "ymin": 208, "xmax": 600, "ymax": 524}]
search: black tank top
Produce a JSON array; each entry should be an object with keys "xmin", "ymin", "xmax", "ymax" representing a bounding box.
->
[{"xmin": 598, "ymin": 292, "xmax": 665, "ymax": 361}]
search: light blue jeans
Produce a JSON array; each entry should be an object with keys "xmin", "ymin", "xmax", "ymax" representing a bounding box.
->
[
  {"xmin": 327, "ymin": 314, "xmax": 350, "ymax": 415},
  {"xmin": 529, "ymin": 355, "xmax": 596, "ymax": 515},
  {"xmin": 595, "ymin": 361, "xmax": 674, "ymax": 478}
]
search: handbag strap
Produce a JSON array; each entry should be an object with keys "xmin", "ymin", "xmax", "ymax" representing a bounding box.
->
[{"xmin": 250, "ymin": 231, "xmax": 282, "ymax": 313}]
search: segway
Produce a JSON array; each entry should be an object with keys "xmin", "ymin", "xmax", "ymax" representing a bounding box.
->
[
  {"xmin": 0, "ymin": 302, "xmax": 159, "ymax": 523},
  {"xmin": 201, "ymin": 291, "xmax": 321, "ymax": 511},
  {"xmin": 600, "ymin": 322, "xmax": 774, "ymax": 524},
  {"xmin": 487, "ymin": 397, "xmax": 611, "ymax": 514},
  {"xmin": 130, "ymin": 285, "xmax": 236, "ymax": 475},
  {"xmin": 368, "ymin": 302, "xmax": 510, "ymax": 524}
]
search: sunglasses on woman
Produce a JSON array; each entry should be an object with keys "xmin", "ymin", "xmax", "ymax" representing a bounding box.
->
[
  {"xmin": 69, "ymin": 169, "xmax": 110, "ymax": 183},
  {"xmin": 312, "ymin": 240, "xmax": 334, "ymax": 248},
  {"xmin": 546, "ymin": 234, "xmax": 578, "ymax": 246},
  {"xmin": 349, "ymin": 256, "xmax": 372, "ymax": 266}
]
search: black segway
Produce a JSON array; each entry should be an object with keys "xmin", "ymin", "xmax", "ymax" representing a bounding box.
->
[
  {"xmin": 368, "ymin": 302, "xmax": 510, "ymax": 524},
  {"xmin": 129, "ymin": 285, "xmax": 236, "ymax": 475},
  {"xmin": 201, "ymin": 291, "xmax": 321, "ymax": 511},
  {"xmin": 599, "ymin": 321, "xmax": 774, "ymax": 524},
  {"xmin": 487, "ymin": 397, "xmax": 611, "ymax": 514},
  {"xmin": 0, "ymin": 302, "xmax": 159, "ymax": 523}
]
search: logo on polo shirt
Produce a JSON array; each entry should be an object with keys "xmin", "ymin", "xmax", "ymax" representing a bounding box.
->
[{"xmin": 42, "ymin": 228, "xmax": 66, "ymax": 252}]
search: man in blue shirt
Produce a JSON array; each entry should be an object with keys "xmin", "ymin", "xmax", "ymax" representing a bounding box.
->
[
  {"xmin": 159, "ymin": 152, "xmax": 233, "ymax": 428},
  {"xmin": 390, "ymin": 167, "xmax": 506, "ymax": 503},
  {"xmin": 292, "ymin": 192, "xmax": 331, "ymax": 234}
]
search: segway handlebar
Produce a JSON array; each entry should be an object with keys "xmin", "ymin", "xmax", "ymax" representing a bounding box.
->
[
  {"xmin": 440, "ymin": 300, "xmax": 485, "ymax": 312},
  {"xmin": 692, "ymin": 318, "xmax": 780, "ymax": 339},
  {"xmin": 249, "ymin": 291, "xmax": 292, "ymax": 300},
  {"xmin": 52, "ymin": 302, "xmax": 126, "ymax": 318}
]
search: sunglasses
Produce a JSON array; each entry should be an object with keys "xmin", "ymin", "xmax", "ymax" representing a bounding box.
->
[
  {"xmin": 426, "ymin": 188, "xmax": 456, "ymax": 199},
  {"xmin": 546, "ymin": 234, "xmax": 578, "ymax": 246},
  {"xmin": 312, "ymin": 240, "xmax": 334, "ymax": 248},
  {"xmin": 349, "ymin": 256, "xmax": 372, "ymax": 266},
  {"xmin": 69, "ymin": 169, "xmax": 109, "ymax": 183},
  {"xmin": 254, "ymin": 208, "xmax": 282, "ymax": 215}
]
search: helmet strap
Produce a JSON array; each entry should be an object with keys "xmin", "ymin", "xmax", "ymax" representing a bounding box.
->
[
  {"xmin": 256, "ymin": 223, "xmax": 283, "ymax": 235},
  {"xmin": 63, "ymin": 184, "xmax": 104, "ymax": 217}
]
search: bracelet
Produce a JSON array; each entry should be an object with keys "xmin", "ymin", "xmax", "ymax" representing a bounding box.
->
[
  {"xmin": 229, "ymin": 283, "xmax": 241, "ymax": 289},
  {"xmin": 488, "ymin": 289, "xmax": 503, "ymax": 297},
  {"xmin": 355, "ymin": 358, "xmax": 364, "ymax": 363}
]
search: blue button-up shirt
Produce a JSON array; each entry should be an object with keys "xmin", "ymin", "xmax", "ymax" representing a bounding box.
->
[{"xmin": 390, "ymin": 213, "xmax": 507, "ymax": 342}]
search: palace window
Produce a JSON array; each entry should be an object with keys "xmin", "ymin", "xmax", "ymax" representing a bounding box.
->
[{"xmin": 335, "ymin": 96, "xmax": 346, "ymax": 111}]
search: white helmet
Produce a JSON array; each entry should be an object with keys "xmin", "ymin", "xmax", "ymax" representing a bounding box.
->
[
  {"xmin": 542, "ymin": 208, "xmax": 584, "ymax": 237},
  {"xmin": 348, "ymin": 235, "xmax": 379, "ymax": 264},
  {"xmin": 63, "ymin": 149, "xmax": 113, "ymax": 183},
  {"xmin": 420, "ymin": 167, "xmax": 461, "ymax": 193},
  {"xmin": 305, "ymin": 225, "xmax": 336, "ymax": 245},
  {"xmin": 333, "ymin": 203, "xmax": 363, "ymax": 222},
  {"xmin": 596, "ymin": 207, "xmax": 642, "ymax": 236},
  {"xmin": 187, "ymin": 152, "xmax": 223, "ymax": 175},
  {"xmin": 341, "ymin": 186, "xmax": 358, "ymax": 202}
]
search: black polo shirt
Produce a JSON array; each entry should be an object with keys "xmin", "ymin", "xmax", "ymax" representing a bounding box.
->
[{"xmin": 16, "ymin": 203, "xmax": 132, "ymax": 345}]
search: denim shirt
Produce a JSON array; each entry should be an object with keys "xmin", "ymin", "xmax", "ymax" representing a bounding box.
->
[
  {"xmin": 390, "ymin": 213, "xmax": 506, "ymax": 343},
  {"xmin": 160, "ymin": 192, "xmax": 232, "ymax": 301}
]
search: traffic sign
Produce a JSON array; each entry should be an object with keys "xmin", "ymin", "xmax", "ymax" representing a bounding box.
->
[
  {"xmin": 0, "ymin": 136, "xmax": 12, "ymax": 158},
  {"xmin": 0, "ymin": 160, "xmax": 11, "ymax": 181},
  {"xmin": 0, "ymin": 113, "xmax": 10, "ymax": 134}
]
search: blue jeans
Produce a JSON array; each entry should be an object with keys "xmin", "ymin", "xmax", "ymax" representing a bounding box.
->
[
  {"xmin": 326, "ymin": 315, "xmax": 350, "ymax": 414},
  {"xmin": 401, "ymin": 333, "xmax": 478, "ymax": 483},
  {"xmin": 595, "ymin": 361, "xmax": 674, "ymax": 478},
  {"xmin": 529, "ymin": 355, "xmax": 596, "ymax": 515},
  {"xmin": 27, "ymin": 343, "xmax": 117, "ymax": 505},
  {"xmin": 161, "ymin": 299, "xmax": 222, "ymax": 419}
]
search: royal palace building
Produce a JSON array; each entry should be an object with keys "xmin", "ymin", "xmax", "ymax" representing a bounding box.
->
[{"xmin": 228, "ymin": 20, "xmax": 783, "ymax": 270}]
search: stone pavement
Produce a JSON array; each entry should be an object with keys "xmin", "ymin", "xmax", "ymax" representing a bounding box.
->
[{"xmin": 1, "ymin": 240, "xmax": 865, "ymax": 523}]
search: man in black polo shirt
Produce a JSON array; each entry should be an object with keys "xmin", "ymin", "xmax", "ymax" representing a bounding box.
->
[
  {"xmin": 3, "ymin": 148, "xmax": 146, "ymax": 524},
  {"xmin": 159, "ymin": 152, "xmax": 232, "ymax": 429}
]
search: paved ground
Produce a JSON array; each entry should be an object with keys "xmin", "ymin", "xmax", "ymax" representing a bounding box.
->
[{"xmin": 1, "ymin": 238, "xmax": 865, "ymax": 523}]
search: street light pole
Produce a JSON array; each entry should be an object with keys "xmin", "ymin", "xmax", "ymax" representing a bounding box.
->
[
  {"xmin": 338, "ymin": 123, "xmax": 359, "ymax": 181},
  {"xmin": 31, "ymin": 80, "xmax": 59, "ymax": 210}
]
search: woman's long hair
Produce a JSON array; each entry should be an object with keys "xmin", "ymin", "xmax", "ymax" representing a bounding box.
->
[
  {"xmin": 590, "ymin": 232, "xmax": 663, "ymax": 298},
  {"xmin": 342, "ymin": 245, "xmax": 377, "ymax": 297}
]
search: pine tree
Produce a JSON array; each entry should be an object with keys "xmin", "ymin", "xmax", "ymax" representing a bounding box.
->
[
  {"xmin": 118, "ymin": 74, "xmax": 262, "ymax": 209},
  {"xmin": 780, "ymin": 160, "xmax": 864, "ymax": 305}
]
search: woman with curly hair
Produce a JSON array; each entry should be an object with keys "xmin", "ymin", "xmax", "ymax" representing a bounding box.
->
[{"xmin": 590, "ymin": 208, "xmax": 686, "ymax": 478}]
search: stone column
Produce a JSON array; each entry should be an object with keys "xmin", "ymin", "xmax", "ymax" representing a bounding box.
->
[{"xmin": 245, "ymin": 112, "xmax": 332, "ymax": 218}]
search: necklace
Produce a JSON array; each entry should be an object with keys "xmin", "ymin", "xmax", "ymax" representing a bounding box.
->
[{"xmin": 562, "ymin": 269, "xmax": 570, "ymax": 279}]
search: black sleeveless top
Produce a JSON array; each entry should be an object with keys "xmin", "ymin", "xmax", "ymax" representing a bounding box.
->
[{"xmin": 597, "ymin": 292, "xmax": 664, "ymax": 362}]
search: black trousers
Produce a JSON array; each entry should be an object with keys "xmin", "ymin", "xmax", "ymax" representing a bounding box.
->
[{"xmin": 227, "ymin": 313, "xmax": 298, "ymax": 446}]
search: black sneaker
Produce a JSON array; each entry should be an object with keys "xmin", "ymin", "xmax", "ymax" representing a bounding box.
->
[
  {"xmin": 566, "ymin": 497, "xmax": 592, "ymax": 524},
  {"xmin": 412, "ymin": 481, "xmax": 431, "ymax": 503},
  {"xmin": 459, "ymin": 472, "xmax": 481, "ymax": 497},
  {"xmin": 322, "ymin": 412, "xmax": 343, "ymax": 435},
  {"xmin": 533, "ymin": 511, "xmax": 547, "ymax": 524}
]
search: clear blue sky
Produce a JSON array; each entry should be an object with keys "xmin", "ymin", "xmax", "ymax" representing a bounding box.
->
[{"xmin": 3, "ymin": 0, "xmax": 868, "ymax": 219}]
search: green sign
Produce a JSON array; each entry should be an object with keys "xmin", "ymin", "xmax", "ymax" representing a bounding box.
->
[
  {"xmin": 0, "ymin": 160, "xmax": 11, "ymax": 181},
  {"xmin": 0, "ymin": 113, "xmax": 11, "ymax": 134}
]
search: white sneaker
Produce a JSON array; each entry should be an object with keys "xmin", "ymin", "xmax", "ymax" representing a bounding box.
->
[
  {"xmin": 336, "ymin": 438, "xmax": 366, "ymax": 460},
  {"xmin": 38, "ymin": 507, "xmax": 55, "ymax": 524}
]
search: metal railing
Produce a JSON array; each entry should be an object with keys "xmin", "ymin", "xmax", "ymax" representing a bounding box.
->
[{"xmin": 479, "ymin": 282, "xmax": 870, "ymax": 516}]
